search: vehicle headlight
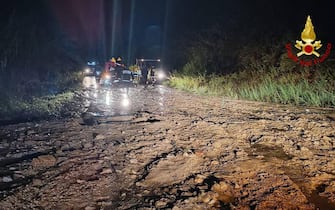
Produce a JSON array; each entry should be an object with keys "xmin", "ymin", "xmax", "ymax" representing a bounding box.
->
[
  {"xmin": 85, "ymin": 68, "xmax": 92, "ymax": 73},
  {"xmin": 121, "ymin": 98, "xmax": 130, "ymax": 107},
  {"xmin": 105, "ymin": 74, "xmax": 111, "ymax": 79},
  {"xmin": 157, "ymin": 71, "xmax": 166, "ymax": 80}
]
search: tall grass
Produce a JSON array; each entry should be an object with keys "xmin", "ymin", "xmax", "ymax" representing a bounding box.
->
[
  {"xmin": 0, "ymin": 71, "xmax": 84, "ymax": 123},
  {"xmin": 0, "ymin": 91, "xmax": 76, "ymax": 122},
  {"xmin": 169, "ymin": 65, "xmax": 335, "ymax": 108}
]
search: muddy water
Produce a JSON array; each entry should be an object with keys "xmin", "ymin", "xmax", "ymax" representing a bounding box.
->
[
  {"xmin": 0, "ymin": 82, "xmax": 334, "ymax": 209},
  {"xmin": 248, "ymin": 144, "xmax": 335, "ymax": 210}
]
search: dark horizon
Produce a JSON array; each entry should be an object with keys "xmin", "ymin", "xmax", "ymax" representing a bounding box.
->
[{"xmin": 1, "ymin": 0, "xmax": 334, "ymax": 67}]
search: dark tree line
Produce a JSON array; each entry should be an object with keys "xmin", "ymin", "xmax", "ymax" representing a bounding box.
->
[
  {"xmin": 0, "ymin": 0, "xmax": 82, "ymax": 96},
  {"xmin": 169, "ymin": 0, "xmax": 335, "ymax": 75}
]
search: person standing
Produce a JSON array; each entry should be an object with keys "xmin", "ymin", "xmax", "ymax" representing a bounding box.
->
[
  {"xmin": 115, "ymin": 57, "xmax": 124, "ymax": 79},
  {"xmin": 149, "ymin": 67, "xmax": 155, "ymax": 85},
  {"xmin": 141, "ymin": 64, "xmax": 148, "ymax": 85}
]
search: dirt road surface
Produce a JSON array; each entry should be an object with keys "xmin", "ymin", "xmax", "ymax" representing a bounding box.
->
[{"xmin": 1, "ymin": 78, "xmax": 335, "ymax": 209}]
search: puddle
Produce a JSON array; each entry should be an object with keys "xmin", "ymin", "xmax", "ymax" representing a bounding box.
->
[
  {"xmin": 308, "ymin": 189, "xmax": 335, "ymax": 210},
  {"xmin": 247, "ymin": 144, "xmax": 293, "ymax": 161},
  {"xmin": 247, "ymin": 144, "xmax": 335, "ymax": 209},
  {"xmin": 287, "ymin": 173, "xmax": 335, "ymax": 210}
]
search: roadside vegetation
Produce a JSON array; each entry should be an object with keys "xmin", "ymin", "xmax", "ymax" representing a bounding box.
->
[
  {"xmin": 0, "ymin": 0, "xmax": 84, "ymax": 123},
  {"xmin": 0, "ymin": 91, "xmax": 78, "ymax": 123},
  {"xmin": 0, "ymin": 71, "xmax": 84, "ymax": 124},
  {"xmin": 170, "ymin": 65, "xmax": 335, "ymax": 107},
  {"xmin": 169, "ymin": 25, "xmax": 335, "ymax": 108}
]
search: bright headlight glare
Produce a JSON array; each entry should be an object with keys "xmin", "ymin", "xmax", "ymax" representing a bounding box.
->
[
  {"xmin": 84, "ymin": 68, "xmax": 90, "ymax": 73},
  {"xmin": 157, "ymin": 72, "xmax": 166, "ymax": 80},
  {"xmin": 121, "ymin": 98, "xmax": 130, "ymax": 107}
]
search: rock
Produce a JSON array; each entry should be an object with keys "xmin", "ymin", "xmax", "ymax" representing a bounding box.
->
[
  {"xmin": 13, "ymin": 173, "xmax": 25, "ymax": 179},
  {"xmin": 25, "ymin": 129, "xmax": 36, "ymax": 136},
  {"xmin": 81, "ymin": 112, "xmax": 99, "ymax": 125},
  {"xmin": 15, "ymin": 127, "xmax": 26, "ymax": 132},
  {"xmin": 84, "ymin": 142, "xmax": 93, "ymax": 148},
  {"xmin": 299, "ymin": 146, "xmax": 313, "ymax": 160},
  {"xmin": 155, "ymin": 199, "xmax": 168, "ymax": 208},
  {"xmin": 61, "ymin": 142, "xmax": 83, "ymax": 152},
  {"xmin": 200, "ymin": 193, "xmax": 212, "ymax": 203},
  {"xmin": 212, "ymin": 182, "xmax": 234, "ymax": 203},
  {"xmin": 32, "ymin": 179, "xmax": 43, "ymax": 187},
  {"xmin": 130, "ymin": 159, "xmax": 138, "ymax": 164},
  {"xmin": 31, "ymin": 155, "xmax": 57, "ymax": 169},
  {"xmin": 2, "ymin": 176, "xmax": 13, "ymax": 182},
  {"xmin": 256, "ymin": 155, "xmax": 264, "ymax": 159},
  {"xmin": 94, "ymin": 196, "xmax": 110, "ymax": 202},
  {"xmin": 194, "ymin": 175, "xmax": 206, "ymax": 184},
  {"xmin": 130, "ymin": 170, "xmax": 138, "ymax": 175},
  {"xmin": 211, "ymin": 160, "xmax": 219, "ymax": 166},
  {"xmin": 93, "ymin": 164, "xmax": 103, "ymax": 173},
  {"xmin": 135, "ymin": 182, "xmax": 144, "ymax": 187},
  {"xmin": 85, "ymin": 206, "xmax": 96, "ymax": 210},
  {"xmin": 181, "ymin": 191, "xmax": 194, "ymax": 197},
  {"xmin": 78, "ymin": 172, "xmax": 99, "ymax": 182},
  {"xmin": 61, "ymin": 144, "xmax": 71, "ymax": 152},
  {"xmin": 94, "ymin": 134, "xmax": 105, "ymax": 140},
  {"xmin": 101, "ymin": 168, "xmax": 114, "ymax": 175},
  {"xmin": 77, "ymin": 179, "xmax": 86, "ymax": 184},
  {"xmin": 101, "ymin": 201, "xmax": 113, "ymax": 209}
]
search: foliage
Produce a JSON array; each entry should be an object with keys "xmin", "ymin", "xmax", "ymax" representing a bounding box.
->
[
  {"xmin": 0, "ymin": 1, "xmax": 84, "ymax": 122},
  {"xmin": 0, "ymin": 91, "xmax": 76, "ymax": 123},
  {"xmin": 170, "ymin": 54, "xmax": 335, "ymax": 107},
  {"xmin": 180, "ymin": 25, "xmax": 239, "ymax": 76},
  {"xmin": 0, "ymin": 0, "xmax": 83, "ymax": 94},
  {"xmin": 173, "ymin": 22, "xmax": 334, "ymax": 108}
]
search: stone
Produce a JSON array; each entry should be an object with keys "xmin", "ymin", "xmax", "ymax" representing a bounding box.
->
[
  {"xmin": 94, "ymin": 134, "xmax": 105, "ymax": 140},
  {"xmin": 84, "ymin": 206, "xmax": 96, "ymax": 210},
  {"xmin": 130, "ymin": 159, "xmax": 138, "ymax": 164},
  {"xmin": 2, "ymin": 176, "xmax": 13, "ymax": 183},
  {"xmin": 155, "ymin": 199, "xmax": 168, "ymax": 208},
  {"xmin": 194, "ymin": 175, "xmax": 206, "ymax": 184},
  {"xmin": 31, "ymin": 155, "xmax": 57, "ymax": 169},
  {"xmin": 100, "ymin": 168, "xmax": 114, "ymax": 175},
  {"xmin": 212, "ymin": 182, "xmax": 234, "ymax": 203},
  {"xmin": 13, "ymin": 173, "xmax": 25, "ymax": 179},
  {"xmin": 211, "ymin": 160, "xmax": 219, "ymax": 166},
  {"xmin": 77, "ymin": 179, "xmax": 86, "ymax": 184},
  {"xmin": 32, "ymin": 179, "xmax": 43, "ymax": 187},
  {"xmin": 94, "ymin": 196, "xmax": 110, "ymax": 202}
]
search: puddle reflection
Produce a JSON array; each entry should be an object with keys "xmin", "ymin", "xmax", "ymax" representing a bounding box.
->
[
  {"xmin": 82, "ymin": 76, "xmax": 97, "ymax": 89},
  {"xmin": 83, "ymin": 82, "xmax": 170, "ymax": 116},
  {"xmin": 105, "ymin": 90, "xmax": 111, "ymax": 106}
]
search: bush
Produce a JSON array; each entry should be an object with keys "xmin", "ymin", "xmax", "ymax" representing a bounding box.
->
[{"xmin": 170, "ymin": 62, "xmax": 335, "ymax": 107}]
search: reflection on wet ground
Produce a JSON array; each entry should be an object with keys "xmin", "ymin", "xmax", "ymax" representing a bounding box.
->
[
  {"xmin": 0, "ymin": 76, "xmax": 334, "ymax": 209},
  {"xmin": 82, "ymin": 76, "xmax": 170, "ymax": 117},
  {"xmin": 247, "ymin": 144, "xmax": 335, "ymax": 210}
]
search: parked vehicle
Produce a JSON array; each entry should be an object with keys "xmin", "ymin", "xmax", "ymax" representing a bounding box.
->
[
  {"xmin": 113, "ymin": 69, "xmax": 135, "ymax": 88},
  {"xmin": 83, "ymin": 61, "xmax": 102, "ymax": 77},
  {"xmin": 99, "ymin": 67, "xmax": 134, "ymax": 88},
  {"xmin": 135, "ymin": 58, "xmax": 167, "ymax": 85}
]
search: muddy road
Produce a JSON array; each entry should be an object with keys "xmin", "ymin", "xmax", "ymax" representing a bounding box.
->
[{"xmin": 0, "ymin": 77, "xmax": 335, "ymax": 209}]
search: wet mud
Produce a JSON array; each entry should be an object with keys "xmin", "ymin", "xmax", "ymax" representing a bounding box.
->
[{"xmin": 0, "ymin": 79, "xmax": 334, "ymax": 209}]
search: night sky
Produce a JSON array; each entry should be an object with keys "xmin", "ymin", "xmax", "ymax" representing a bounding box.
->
[{"xmin": 2, "ymin": 0, "xmax": 335, "ymax": 66}]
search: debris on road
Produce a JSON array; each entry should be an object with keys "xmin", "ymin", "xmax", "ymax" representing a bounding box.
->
[{"xmin": 0, "ymin": 86, "xmax": 334, "ymax": 209}]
